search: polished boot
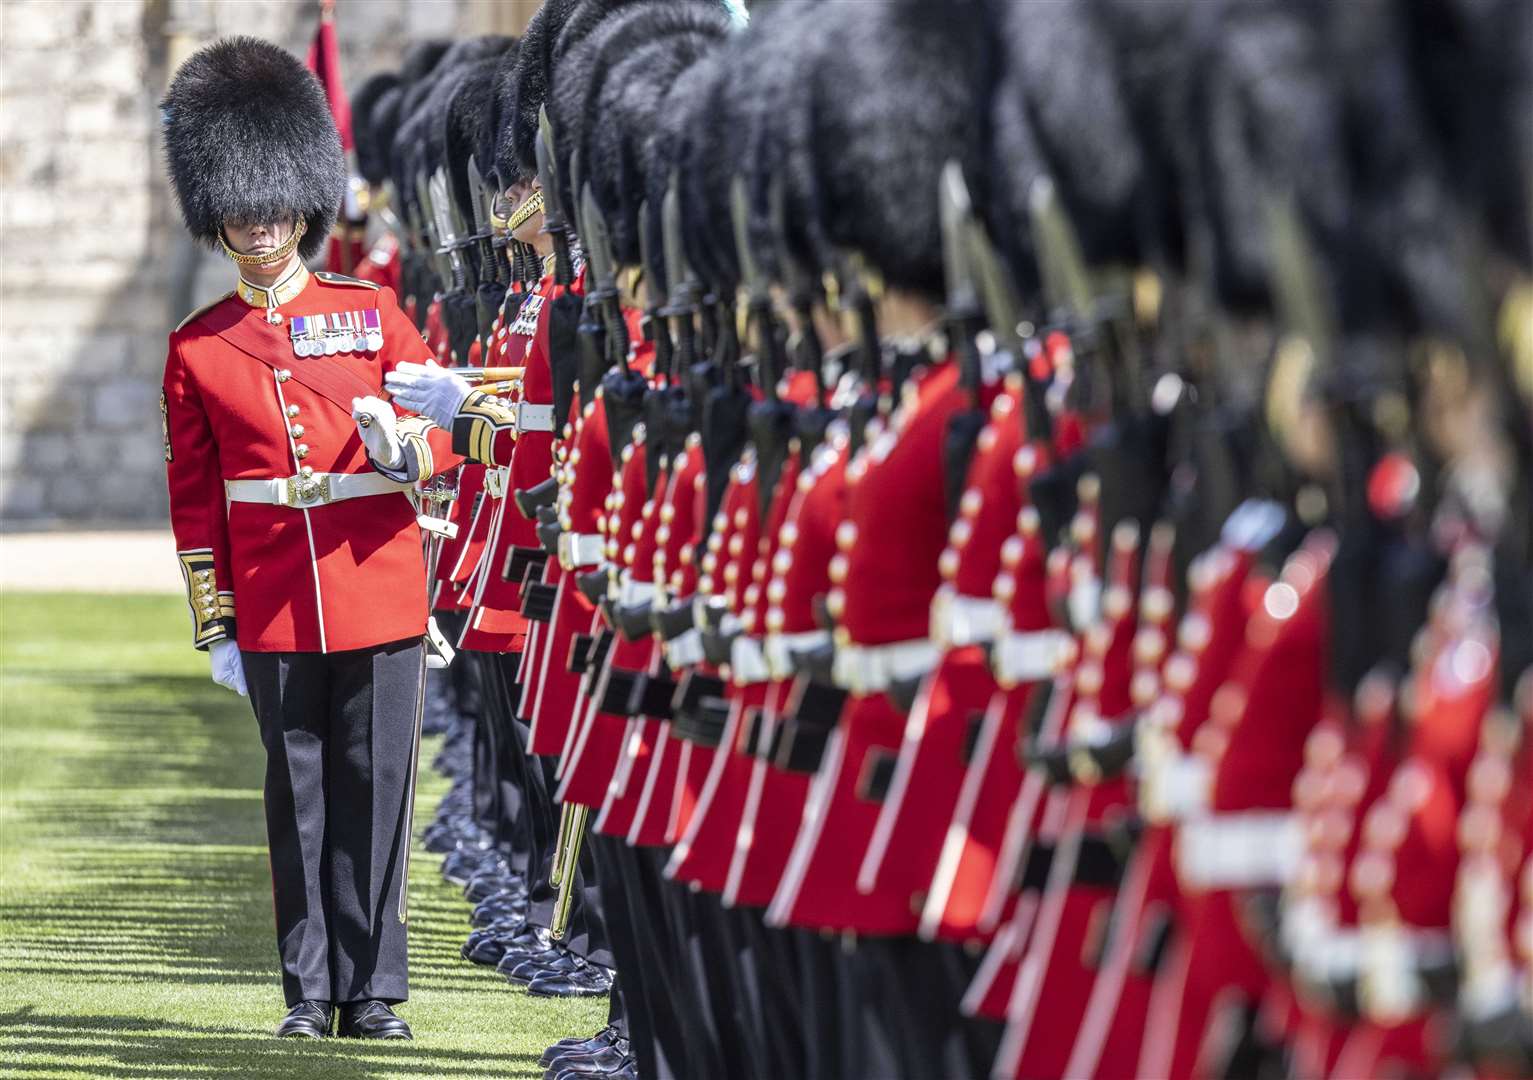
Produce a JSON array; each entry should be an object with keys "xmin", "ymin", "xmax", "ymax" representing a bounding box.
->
[
  {"xmin": 541, "ymin": 1026, "xmax": 619, "ymax": 1067},
  {"xmin": 338, "ymin": 1000, "xmax": 412, "ymax": 1040},
  {"xmin": 275, "ymin": 1000, "xmax": 333, "ymax": 1038},
  {"xmin": 529, "ymin": 963, "xmax": 615, "ymax": 998},
  {"xmin": 509, "ymin": 948, "xmax": 583, "ymax": 984}
]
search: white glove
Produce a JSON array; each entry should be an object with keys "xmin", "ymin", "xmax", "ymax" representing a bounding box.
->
[
  {"xmin": 384, "ymin": 361, "xmax": 472, "ymax": 431},
  {"xmin": 351, "ymin": 395, "xmax": 405, "ymax": 469},
  {"xmin": 209, "ymin": 638, "xmax": 248, "ymax": 697}
]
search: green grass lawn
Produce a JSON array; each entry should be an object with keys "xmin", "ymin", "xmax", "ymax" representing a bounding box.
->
[{"xmin": 0, "ymin": 593, "xmax": 604, "ymax": 1078}]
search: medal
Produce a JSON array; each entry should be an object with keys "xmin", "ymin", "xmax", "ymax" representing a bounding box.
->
[
  {"xmin": 290, "ymin": 315, "xmax": 319, "ymax": 357},
  {"xmin": 362, "ymin": 309, "xmax": 384, "ymax": 352}
]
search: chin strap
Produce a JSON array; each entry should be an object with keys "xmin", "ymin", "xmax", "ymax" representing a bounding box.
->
[{"xmin": 220, "ymin": 216, "xmax": 308, "ymax": 268}]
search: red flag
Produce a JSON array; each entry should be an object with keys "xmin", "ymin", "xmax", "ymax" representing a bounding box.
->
[{"xmin": 306, "ymin": 0, "xmax": 352, "ymax": 151}]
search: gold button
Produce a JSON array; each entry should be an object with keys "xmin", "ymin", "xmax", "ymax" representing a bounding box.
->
[
  {"xmin": 289, "ymin": 425, "xmax": 305, "ymax": 439},
  {"xmin": 299, "ymin": 465, "xmax": 314, "ymax": 478},
  {"xmin": 286, "ymin": 404, "xmax": 300, "ymax": 418},
  {"xmin": 277, "ymin": 369, "xmax": 292, "ymax": 382},
  {"xmin": 295, "ymin": 444, "xmax": 309, "ymax": 459}
]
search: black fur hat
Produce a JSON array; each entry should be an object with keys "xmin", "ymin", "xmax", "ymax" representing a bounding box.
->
[
  {"xmin": 480, "ymin": 44, "xmax": 521, "ymax": 190},
  {"xmin": 445, "ymin": 58, "xmax": 502, "ymax": 227},
  {"xmin": 161, "ymin": 36, "xmax": 344, "ymax": 260},
  {"xmin": 490, "ymin": 44, "xmax": 525, "ymax": 187},
  {"xmin": 401, "ymin": 39, "xmax": 453, "ymax": 88},
  {"xmin": 351, "ymin": 72, "xmax": 400, "ymax": 186},
  {"xmin": 801, "ymin": 0, "xmax": 1001, "ymax": 298},
  {"xmin": 641, "ymin": 46, "xmax": 729, "ymax": 299},
  {"xmin": 509, "ymin": 0, "xmax": 580, "ymax": 183},
  {"xmin": 591, "ymin": 26, "xmax": 728, "ymax": 265},
  {"xmin": 551, "ymin": 1, "xmax": 732, "ymax": 222},
  {"xmin": 369, "ymin": 85, "xmax": 404, "ymax": 183}
]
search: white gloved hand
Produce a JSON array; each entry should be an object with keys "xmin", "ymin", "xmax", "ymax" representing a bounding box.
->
[
  {"xmin": 209, "ymin": 638, "xmax": 248, "ymax": 697},
  {"xmin": 384, "ymin": 361, "xmax": 471, "ymax": 431},
  {"xmin": 351, "ymin": 395, "xmax": 405, "ymax": 469}
]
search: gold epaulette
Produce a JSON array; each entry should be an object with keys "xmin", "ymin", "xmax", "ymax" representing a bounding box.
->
[
  {"xmin": 174, "ymin": 290, "xmax": 235, "ymax": 332},
  {"xmin": 315, "ymin": 271, "xmax": 381, "ymax": 290}
]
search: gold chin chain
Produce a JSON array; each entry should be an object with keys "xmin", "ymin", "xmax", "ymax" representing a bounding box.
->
[
  {"xmin": 507, "ymin": 188, "xmax": 544, "ymax": 233},
  {"xmin": 219, "ymin": 217, "xmax": 308, "ymax": 267}
]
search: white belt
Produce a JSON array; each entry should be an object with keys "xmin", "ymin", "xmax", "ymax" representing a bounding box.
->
[
  {"xmin": 664, "ymin": 627, "xmax": 704, "ymax": 669},
  {"xmin": 993, "ymin": 628, "xmax": 1072, "ymax": 686},
  {"xmin": 618, "ymin": 576, "xmax": 655, "ymax": 606},
  {"xmin": 226, "ymin": 472, "xmax": 412, "ymax": 509},
  {"xmin": 514, "ymin": 401, "xmax": 557, "ymax": 433},
  {"xmin": 832, "ymin": 638, "xmax": 940, "ymax": 695},
  {"xmin": 1175, "ymin": 811, "xmax": 1302, "ymax": 889},
  {"xmin": 1136, "ymin": 736, "xmax": 1210, "ymax": 823},
  {"xmin": 729, "ymin": 636, "xmax": 770, "ymax": 686},
  {"xmin": 764, "ymin": 629, "xmax": 831, "ymax": 681},
  {"xmin": 558, "ymin": 532, "xmax": 605, "ymax": 571},
  {"xmin": 929, "ymin": 589, "xmax": 1004, "ymax": 648}
]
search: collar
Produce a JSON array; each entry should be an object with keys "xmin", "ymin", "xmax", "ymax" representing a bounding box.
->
[{"xmin": 235, "ymin": 261, "xmax": 310, "ymax": 316}]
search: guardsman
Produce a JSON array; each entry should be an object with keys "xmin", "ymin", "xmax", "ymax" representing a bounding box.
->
[{"xmin": 160, "ymin": 38, "xmax": 462, "ymax": 1040}]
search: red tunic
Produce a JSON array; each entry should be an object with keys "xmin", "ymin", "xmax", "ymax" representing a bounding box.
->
[{"xmin": 163, "ymin": 271, "xmax": 457, "ymax": 653}]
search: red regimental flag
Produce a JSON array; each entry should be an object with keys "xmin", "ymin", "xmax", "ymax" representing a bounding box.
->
[{"xmin": 306, "ymin": 0, "xmax": 352, "ymax": 151}]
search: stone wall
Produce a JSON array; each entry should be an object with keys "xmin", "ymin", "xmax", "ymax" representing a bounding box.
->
[{"xmin": 0, "ymin": 0, "xmax": 532, "ymax": 525}]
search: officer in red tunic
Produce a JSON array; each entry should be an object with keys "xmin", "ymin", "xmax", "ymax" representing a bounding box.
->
[{"xmin": 160, "ymin": 38, "xmax": 458, "ymax": 1041}]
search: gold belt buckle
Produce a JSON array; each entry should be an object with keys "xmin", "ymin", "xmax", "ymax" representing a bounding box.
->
[{"xmin": 287, "ymin": 473, "xmax": 331, "ymax": 507}]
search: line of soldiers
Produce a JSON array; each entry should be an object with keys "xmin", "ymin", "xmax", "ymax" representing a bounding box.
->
[{"xmin": 341, "ymin": 1, "xmax": 1531, "ymax": 1077}]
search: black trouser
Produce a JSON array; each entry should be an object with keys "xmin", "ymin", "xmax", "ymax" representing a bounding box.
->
[{"xmin": 243, "ymin": 637, "xmax": 423, "ymax": 1007}]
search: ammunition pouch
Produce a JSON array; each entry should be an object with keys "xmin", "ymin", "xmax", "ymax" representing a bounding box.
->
[
  {"xmin": 1025, "ymin": 716, "xmax": 1139, "ymax": 785},
  {"xmin": 519, "ymin": 581, "xmax": 558, "ymax": 623},
  {"xmin": 773, "ymin": 680, "xmax": 848, "ymax": 773},
  {"xmin": 650, "ymin": 600, "xmax": 695, "ymax": 641},
  {"xmin": 1015, "ymin": 832, "xmax": 1131, "ymax": 893},
  {"xmin": 576, "ymin": 569, "xmax": 610, "ymax": 607},
  {"xmin": 514, "ymin": 476, "xmax": 560, "ymax": 519},
  {"xmin": 614, "ymin": 600, "xmax": 655, "ymax": 643},
  {"xmin": 670, "ymin": 670, "xmax": 730, "ymax": 747},
  {"xmin": 534, "ymin": 505, "xmax": 561, "ymax": 554},
  {"xmin": 503, "ymin": 545, "xmax": 548, "ymax": 586},
  {"xmin": 601, "ymin": 367, "xmax": 650, "ymax": 469}
]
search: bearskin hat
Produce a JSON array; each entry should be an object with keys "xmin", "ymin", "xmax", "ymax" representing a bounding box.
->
[
  {"xmin": 509, "ymin": 0, "xmax": 581, "ymax": 183},
  {"xmin": 400, "ymin": 39, "xmax": 452, "ymax": 88},
  {"xmin": 479, "ymin": 44, "xmax": 521, "ymax": 191},
  {"xmin": 551, "ymin": 1, "xmax": 732, "ymax": 227},
  {"xmin": 641, "ymin": 47, "xmax": 728, "ymax": 299},
  {"xmin": 367, "ymin": 85, "xmax": 405, "ymax": 185},
  {"xmin": 591, "ymin": 23, "xmax": 729, "ymax": 266},
  {"xmin": 445, "ymin": 57, "xmax": 502, "ymax": 227},
  {"xmin": 351, "ymin": 72, "xmax": 400, "ymax": 186},
  {"xmin": 801, "ymin": 0, "xmax": 1000, "ymax": 298},
  {"xmin": 161, "ymin": 37, "xmax": 344, "ymax": 260}
]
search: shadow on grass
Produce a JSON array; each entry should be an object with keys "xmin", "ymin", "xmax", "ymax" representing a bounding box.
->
[
  {"xmin": 0, "ymin": 658, "xmax": 578, "ymax": 1074},
  {"xmin": 0, "ymin": 1007, "xmax": 543, "ymax": 1078}
]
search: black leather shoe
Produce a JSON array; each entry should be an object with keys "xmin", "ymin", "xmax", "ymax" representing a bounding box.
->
[
  {"xmin": 465, "ymin": 870, "xmax": 523, "ymax": 903},
  {"xmin": 495, "ymin": 927, "xmax": 554, "ymax": 975},
  {"xmin": 528, "ymin": 963, "xmax": 614, "ymax": 998},
  {"xmin": 463, "ymin": 925, "xmax": 525, "ymax": 965},
  {"xmin": 508, "ymin": 947, "xmax": 580, "ymax": 984},
  {"xmin": 338, "ymin": 1000, "xmax": 411, "ymax": 1040},
  {"xmin": 540, "ymin": 1027, "xmax": 617, "ymax": 1068},
  {"xmin": 275, "ymin": 1000, "xmax": 332, "ymax": 1038},
  {"xmin": 553, "ymin": 1058, "xmax": 636, "ymax": 1080},
  {"xmin": 470, "ymin": 895, "xmax": 527, "ymax": 927},
  {"xmin": 549, "ymin": 1036, "xmax": 631, "ymax": 1074}
]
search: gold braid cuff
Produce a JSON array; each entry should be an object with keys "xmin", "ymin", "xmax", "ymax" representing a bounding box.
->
[
  {"xmin": 219, "ymin": 217, "xmax": 308, "ymax": 268},
  {"xmin": 508, "ymin": 189, "xmax": 544, "ymax": 233}
]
